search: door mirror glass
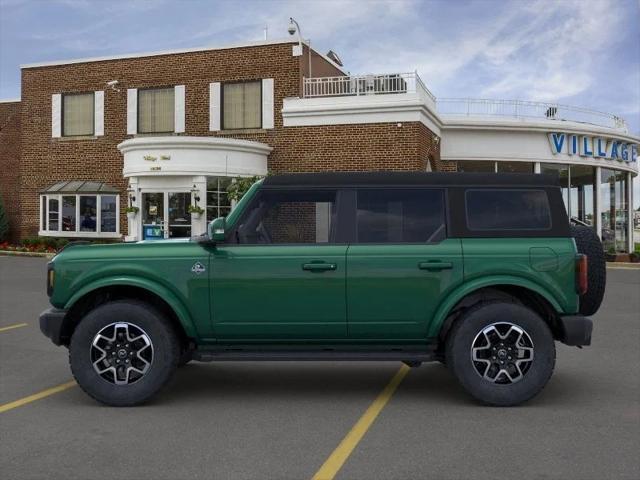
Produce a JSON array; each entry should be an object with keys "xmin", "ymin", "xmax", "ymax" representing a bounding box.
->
[{"xmin": 209, "ymin": 217, "xmax": 226, "ymax": 242}]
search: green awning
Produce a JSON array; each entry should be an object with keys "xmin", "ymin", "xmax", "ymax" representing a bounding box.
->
[{"xmin": 41, "ymin": 181, "xmax": 120, "ymax": 194}]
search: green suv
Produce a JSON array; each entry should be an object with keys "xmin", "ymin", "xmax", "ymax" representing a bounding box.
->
[{"xmin": 39, "ymin": 172, "xmax": 605, "ymax": 407}]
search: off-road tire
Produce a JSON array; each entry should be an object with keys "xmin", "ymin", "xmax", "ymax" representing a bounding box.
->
[
  {"xmin": 446, "ymin": 301, "xmax": 555, "ymax": 406},
  {"xmin": 69, "ymin": 300, "xmax": 180, "ymax": 406},
  {"xmin": 571, "ymin": 225, "xmax": 606, "ymax": 316}
]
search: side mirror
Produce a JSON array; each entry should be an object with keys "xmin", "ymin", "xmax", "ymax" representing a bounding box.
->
[{"xmin": 208, "ymin": 217, "xmax": 226, "ymax": 243}]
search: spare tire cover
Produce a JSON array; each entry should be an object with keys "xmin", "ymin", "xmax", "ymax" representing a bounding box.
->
[{"xmin": 571, "ymin": 225, "xmax": 606, "ymax": 316}]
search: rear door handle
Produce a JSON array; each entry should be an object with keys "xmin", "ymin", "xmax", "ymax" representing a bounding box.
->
[
  {"xmin": 418, "ymin": 261, "xmax": 453, "ymax": 271},
  {"xmin": 302, "ymin": 262, "xmax": 337, "ymax": 272}
]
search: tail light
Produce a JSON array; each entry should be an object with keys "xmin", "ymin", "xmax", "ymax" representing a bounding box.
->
[{"xmin": 576, "ymin": 254, "xmax": 588, "ymax": 295}]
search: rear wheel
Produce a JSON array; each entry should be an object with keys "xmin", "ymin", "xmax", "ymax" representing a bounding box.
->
[
  {"xmin": 69, "ymin": 300, "xmax": 180, "ymax": 406},
  {"xmin": 446, "ymin": 302, "xmax": 555, "ymax": 406}
]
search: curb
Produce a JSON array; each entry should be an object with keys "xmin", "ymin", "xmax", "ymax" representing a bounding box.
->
[
  {"xmin": 607, "ymin": 262, "xmax": 640, "ymax": 269},
  {"xmin": 0, "ymin": 250, "xmax": 56, "ymax": 259}
]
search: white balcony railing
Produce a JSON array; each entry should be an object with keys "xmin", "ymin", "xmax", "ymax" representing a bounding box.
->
[
  {"xmin": 436, "ymin": 98, "xmax": 628, "ymax": 132},
  {"xmin": 303, "ymin": 72, "xmax": 436, "ymax": 102}
]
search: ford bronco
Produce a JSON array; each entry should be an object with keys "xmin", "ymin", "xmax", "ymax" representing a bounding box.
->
[{"xmin": 39, "ymin": 172, "xmax": 605, "ymax": 406}]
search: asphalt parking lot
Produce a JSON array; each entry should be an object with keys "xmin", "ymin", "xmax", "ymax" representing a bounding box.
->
[{"xmin": 0, "ymin": 256, "xmax": 638, "ymax": 480}]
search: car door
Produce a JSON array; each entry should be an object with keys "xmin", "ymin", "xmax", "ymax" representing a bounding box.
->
[
  {"xmin": 210, "ymin": 188, "xmax": 348, "ymax": 340},
  {"xmin": 346, "ymin": 187, "xmax": 463, "ymax": 340}
]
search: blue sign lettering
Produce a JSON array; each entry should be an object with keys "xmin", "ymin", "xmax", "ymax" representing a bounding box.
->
[
  {"xmin": 580, "ymin": 136, "xmax": 593, "ymax": 156},
  {"xmin": 549, "ymin": 133, "xmax": 565, "ymax": 154}
]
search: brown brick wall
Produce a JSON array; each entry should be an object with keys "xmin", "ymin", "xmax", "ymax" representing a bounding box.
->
[
  {"xmin": 0, "ymin": 101, "xmax": 21, "ymax": 242},
  {"xmin": 18, "ymin": 41, "xmax": 440, "ymax": 240}
]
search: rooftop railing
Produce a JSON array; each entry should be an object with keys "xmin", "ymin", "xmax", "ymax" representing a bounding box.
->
[
  {"xmin": 302, "ymin": 74, "xmax": 628, "ymax": 132},
  {"xmin": 436, "ymin": 98, "xmax": 628, "ymax": 132},
  {"xmin": 303, "ymin": 72, "xmax": 436, "ymax": 102}
]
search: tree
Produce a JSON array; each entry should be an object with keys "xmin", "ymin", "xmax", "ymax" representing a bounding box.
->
[{"xmin": 0, "ymin": 194, "xmax": 9, "ymax": 242}]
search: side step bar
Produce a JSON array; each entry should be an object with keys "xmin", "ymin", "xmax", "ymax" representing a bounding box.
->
[{"xmin": 193, "ymin": 349, "xmax": 437, "ymax": 363}]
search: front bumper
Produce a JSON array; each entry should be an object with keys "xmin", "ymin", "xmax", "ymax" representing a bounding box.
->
[
  {"xmin": 558, "ymin": 315, "xmax": 593, "ymax": 346},
  {"xmin": 39, "ymin": 307, "xmax": 68, "ymax": 346}
]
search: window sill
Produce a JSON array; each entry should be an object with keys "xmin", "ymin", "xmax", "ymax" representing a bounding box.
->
[
  {"xmin": 54, "ymin": 135, "xmax": 98, "ymax": 142},
  {"xmin": 38, "ymin": 231, "xmax": 122, "ymax": 239},
  {"xmin": 133, "ymin": 132, "xmax": 180, "ymax": 137},
  {"xmin": 216, "ymin": 128, "xmax": 266, "ymax": 135}
]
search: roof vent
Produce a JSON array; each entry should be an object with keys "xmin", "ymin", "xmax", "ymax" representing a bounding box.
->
[{"xmin": 326, "ymin": 50, "xmax": 343, "ymax": 67}]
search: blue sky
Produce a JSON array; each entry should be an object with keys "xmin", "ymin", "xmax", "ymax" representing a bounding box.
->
[
  {"xmin": 1, "ymin": 0, "xmax": 638, "ymax": 131},
  {"xmin": 1, "ymin": 0, "xmax": 639, "ymax": 208}
]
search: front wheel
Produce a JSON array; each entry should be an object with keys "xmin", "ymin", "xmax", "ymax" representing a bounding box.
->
[
  {"xmin": 69, "ymin": 300, "xmax": 180, "ymax": 406},
  {"xmin": 445, "ymin": 302, "xmax": 555, "ymax": 406}
]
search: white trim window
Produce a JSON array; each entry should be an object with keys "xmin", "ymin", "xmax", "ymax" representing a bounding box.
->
[
  {"xmin": 206, "ymin": 177, "xmax": 232, "ymax": 222},
  {"xmin": 39, "ymin": 192, "xmax": 120, "ymax": 238},
  {"xmin": 128, "ymin": 85, "xmax": 185, "ymax": 134},
  {"xmin": 51, "ymin": 91, "xmax": 104, "ymax": 138},
  {"xmin": 222, "ymin": 81, "xmax": 262, "ymax": 129}
]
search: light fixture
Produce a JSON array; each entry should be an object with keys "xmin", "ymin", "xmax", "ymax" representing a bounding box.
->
[
  {"xmin": 126, "ymin": 187, "xmax": 136, "ymax": 203},
  {"xmin": 191, "ymin": 185, "xmax": 201, "ymax": 203}
]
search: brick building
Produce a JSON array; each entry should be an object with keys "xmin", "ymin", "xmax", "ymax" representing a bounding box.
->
[{"xmin": 0, "ymin": 37, "xmax": 637, "ymax": 250}]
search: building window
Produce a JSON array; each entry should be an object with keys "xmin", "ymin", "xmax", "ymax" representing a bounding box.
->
[
  {"xmin": 40, "ymin": 193, "xmax": 120, "ymax": 237},
  {"xmin": 497, "ymin": 161, "xmax": 534, "ymax": 173},
  {"xmin": 206, "ymin": 177, "xmax": 232, "ymax": 222},
  {"xmin": 222, "ymin": 81, "xmax": 261, "ymax": 129},
  {"xmin": 62, "ymin": 92, "xmax": 94, "ymax": 136},
  {"xmin": 457, "ymin": 160, "xmax": 496, "ymax": 172},
  {"xmin": 138, "ymin": 87, "xmax": 175, "ymax": 133},
  {"xmin": 601, "ymin": 169, "xmax": 629, "ymax": 253}
]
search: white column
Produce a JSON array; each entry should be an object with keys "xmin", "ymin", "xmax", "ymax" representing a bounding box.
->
[
  {"xmin": 191, "ymin": 175, "xmax": 208, "ymax": 236},
  {"xmin": 627, "ymin": 171, "xmax": 634, "ymax": 253},
  {"xmin": 534, "ymin": 162, "xmax": 541, "ymax": 174},
  {"xmin": 125, "ymin": 177, "xmax": 140, "ymax": 242},
  {"xmin": 594, "ymin": 167, "xmax": 602, "ymax": 240}
]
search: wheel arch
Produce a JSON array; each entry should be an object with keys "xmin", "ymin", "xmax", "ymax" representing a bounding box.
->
[
  {"xmin": 59, "ymin": 278, "xmax": 197, "ymax": 347},
  {"xmin": 430, "ymin": 278, "xmax": 564, "ymax": 342}
]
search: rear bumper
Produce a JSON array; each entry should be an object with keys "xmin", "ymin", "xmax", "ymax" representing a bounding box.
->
[
  {"xmin": 558, "ymin": 315, "xmax": 593, "ymax": 346},
  {"xmin": 39, "ymin": 307, "xmax": 68, "ymax": 346}
]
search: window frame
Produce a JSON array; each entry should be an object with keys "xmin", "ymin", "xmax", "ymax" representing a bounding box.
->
[
  {"xmin": 221, "ymin": 80, "xmax": 263, "ymax": 131},
  {"xmin": 464, "ymin": 188, "xmax": 553, "ymax": 232},
  {"xmin": 226, "ymin": 187, "xmax": 345, "ymax": 245},
  {"xmin": 61, "ymin": 92, "xmax": 95, "ymax": 137},
  {"xmin": 136, "ymin": 86, "xmax": 176, "ymax": 134},
  {"xmin": 39, "ymin": 193, "xmax": 121, "ymax": 238},
  {"xmin": 353, "ymin": 187, "xmax": 448, "ymax": 245}
]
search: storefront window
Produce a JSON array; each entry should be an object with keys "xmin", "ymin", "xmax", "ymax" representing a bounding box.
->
[
  {"xmin": 600, "ymin": 169, "xmax": 629, "ymax": 253},
  {"xmin": 62, "ymin": 196, "xmax": 76, "ymax": 232},
  {"xmin": 541, "ymin": 163, "xmax": 569, "ymax": 211},
  {"xmin": 569, "ymin": 165, "xmax": 595, "ymax": 226},
  {"xmin": 40, "ymin": 193, "xmax": 119, "ymax": 237},
  {"xmin": 100, "ymin": 195, "xmax": 117, "ymax": 233},
  {"xmin": 497, "ymin": 162, "xmax": 534, "ymax": 173},
  {"xmin": 457, "ymin": 160, "xmax": 495, "ymax": 172},
  {"xmin": 206, "ymin": 177, "xmax": 232, "ymax": 222}
]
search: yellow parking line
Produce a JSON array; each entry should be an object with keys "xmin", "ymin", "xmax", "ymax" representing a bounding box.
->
[
  {"xmin": 0, "ymin": 381, "xmax": 76, "ymax": 414},
  {"xmin": 311, "ymin": 364, "xmax": 410, "ymax": 480},
  {"xmin": 0, "ymin": 323, "xmax": 28, "ymax": 333}
]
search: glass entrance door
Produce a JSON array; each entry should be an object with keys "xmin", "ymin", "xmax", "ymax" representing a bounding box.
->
[
  {"xmin": 168, "ymin": 192, "xmax": 191, "ymax": 238},
  {"xmin": 141, "ymin": 192, "xmax": 192, "ymax": 240},
  {"xmin": 142, "ymin": 192, "xmax": 165, "ymax": 240}
]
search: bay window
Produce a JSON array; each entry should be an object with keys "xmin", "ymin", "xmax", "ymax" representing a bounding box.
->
[{"xmin": 39, "ymin": 181, "xmax": 120, "ymax": 237}]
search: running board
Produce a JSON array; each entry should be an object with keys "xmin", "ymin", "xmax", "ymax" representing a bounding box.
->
[{"xmin": 192, "ymin": 348, "xmax": 437, "ymax": 363}]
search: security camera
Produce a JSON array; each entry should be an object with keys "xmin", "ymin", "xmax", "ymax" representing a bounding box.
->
[
  {"xmin": 106, "ymin": 80, "xmax": 120, "ymax": 92},
  {"xmin": 288, "ymin": 19, "xmax": 297, "ymax": 35}
]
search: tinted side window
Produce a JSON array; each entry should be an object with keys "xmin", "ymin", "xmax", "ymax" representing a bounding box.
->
[
  {"xmin": 356, "ymin": 189, "xmax": 446, "ymax": 243},
  {"xmin": 235, "ymin": 190, "xmax": 337, "ymax": 244},
  {"xmin": 465, "ymin": 189, "xmax": 551, "ymax": 230}
]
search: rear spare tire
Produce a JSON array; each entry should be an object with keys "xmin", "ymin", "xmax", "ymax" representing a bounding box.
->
[{"xmin": 571, "ymin": 225, "xmax": 606, "ymax": 316}]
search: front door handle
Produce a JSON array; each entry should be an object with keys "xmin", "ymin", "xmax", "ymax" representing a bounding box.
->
[
  {"xmin": 302, "ymin": 262, "xmax": 337, "ymax": 272},
  {"xmin": 418, "ymin": 261, "xmax": 453, "ymax": 271}
]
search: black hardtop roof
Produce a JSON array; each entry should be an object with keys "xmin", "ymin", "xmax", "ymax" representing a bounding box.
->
[{"xmin": 262, "ymin": 172, "xmax": 560, "ymax": 187}]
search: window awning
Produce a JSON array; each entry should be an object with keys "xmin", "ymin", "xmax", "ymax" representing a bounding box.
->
[{"xmin": 40, "ymin": 181, "xmax": 120, "ymax": 194}]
